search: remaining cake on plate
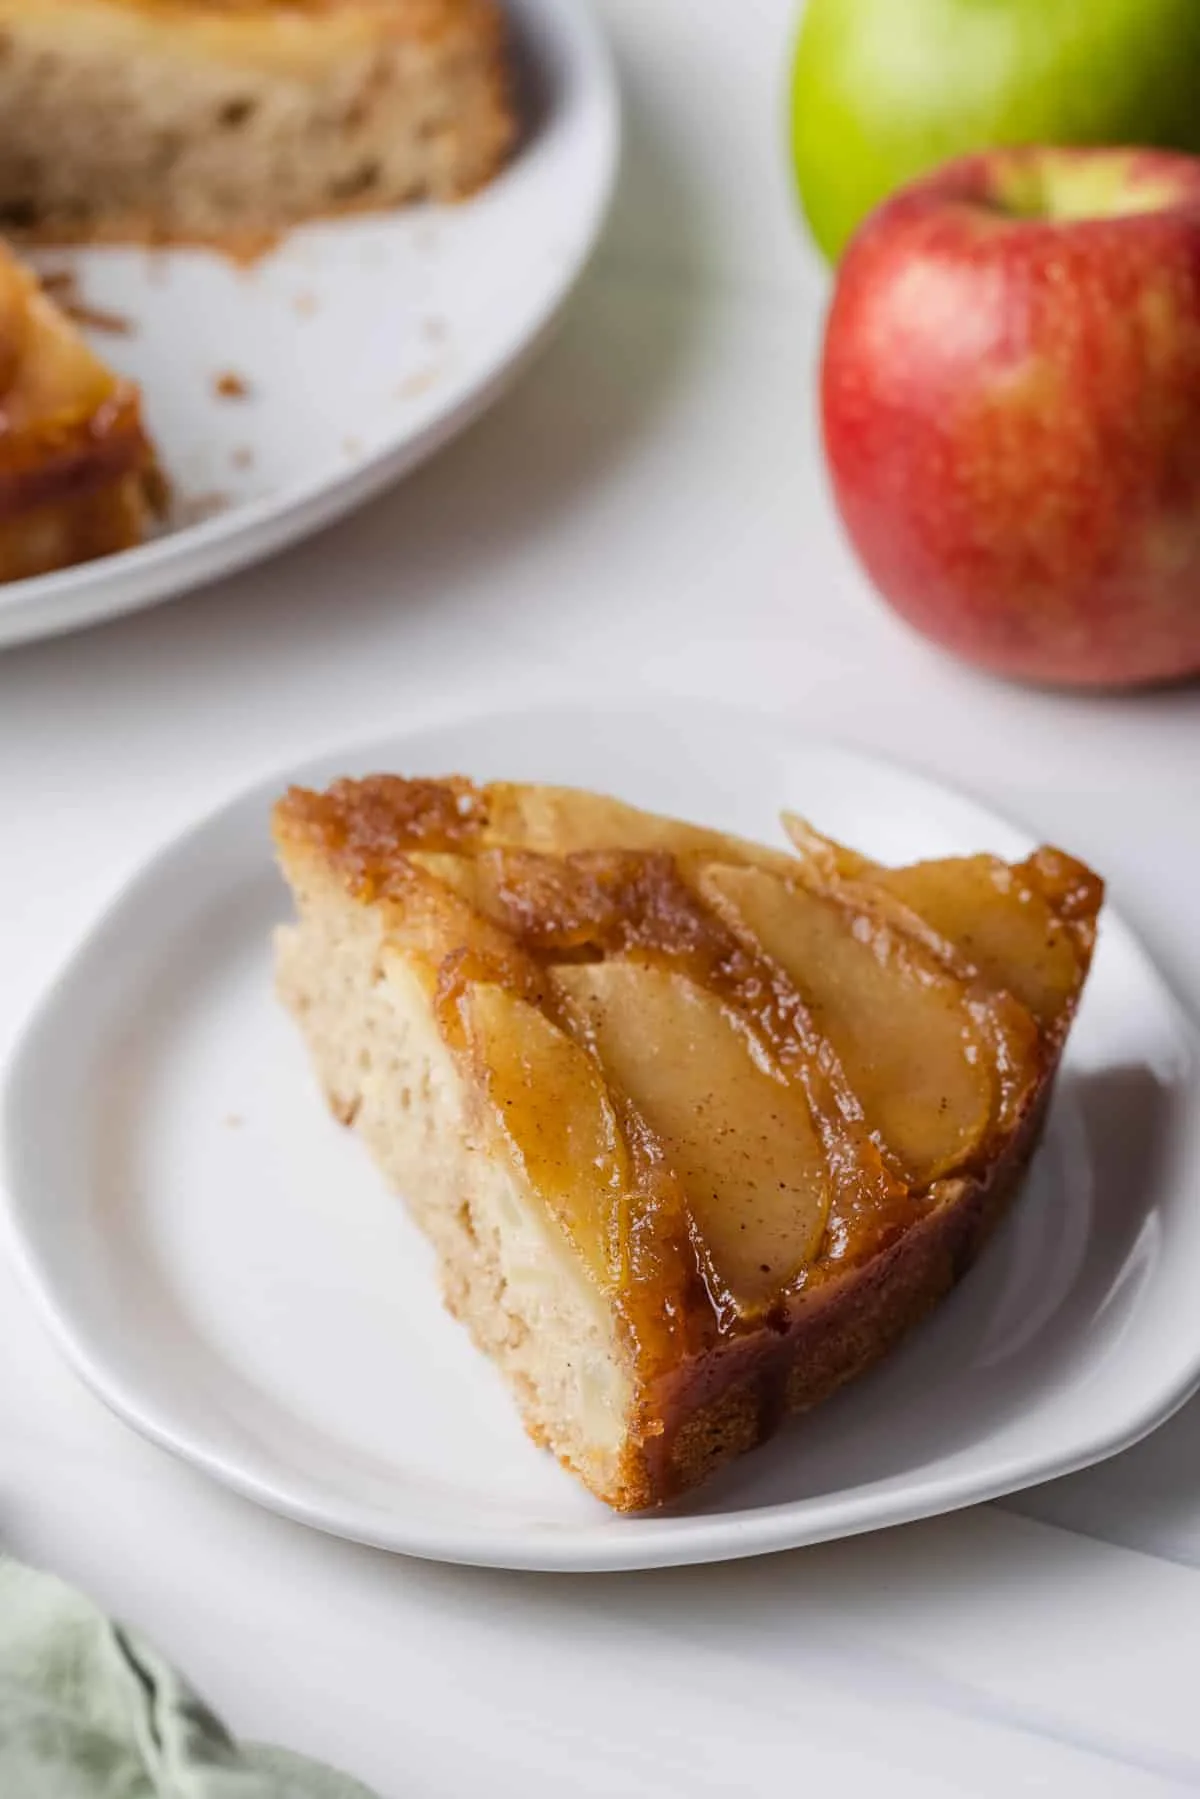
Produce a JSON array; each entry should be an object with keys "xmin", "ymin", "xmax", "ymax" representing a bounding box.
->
[
  {"xmin": 0, "ymin": 0, "xmax": 517, "ymax": 246},
  {"xmin": 0, "ymin": 239, "xmax": 161, "ymax": 582},
  {"xmin": 0, "ymin": 0, "xmax": 516, "ymax": 583},
  {"xmin": 273, "ymin": 776, "xmax": 1103, "ymax": 1510}
]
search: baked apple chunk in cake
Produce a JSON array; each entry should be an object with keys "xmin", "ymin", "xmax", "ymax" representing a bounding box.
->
[
  {"xmin": 273, "ymin": 777, "xmax": 1103, "ymax": 1510},
  {"xmin": 0, "ymin": 239, "xmax": 161, "ymax": 582}
]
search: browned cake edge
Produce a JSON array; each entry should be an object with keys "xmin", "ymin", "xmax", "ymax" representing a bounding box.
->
[
  {"xmin": 615, "ymin": 1079, "xmax": 1053, "ymax": 1510},
  {"xmin": 0, "ymin": 384, "xmax": 164, "ymax": 581}
]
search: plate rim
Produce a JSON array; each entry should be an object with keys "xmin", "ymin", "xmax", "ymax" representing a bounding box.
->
[
  {"xmin": 0, "ymin": 0, "xmax": 620, "ymax": 651},
  {"xmin": 4, "ymin": 695, "xmax": 1199, "ymax": 1573}
]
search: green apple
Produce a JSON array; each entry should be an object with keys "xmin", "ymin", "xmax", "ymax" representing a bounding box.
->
[{"xmin": 791, "ymin": 0, "xmax": 1200, "ymax": 261}]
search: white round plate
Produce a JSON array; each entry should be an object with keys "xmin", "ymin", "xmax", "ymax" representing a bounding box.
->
[
  {"xmin": 0, "ymin": 0, "xmax": 617, "ymax": 650},
  {"xmin": 4, "ymin": 700, "xmax": 1199, "ymax": 1571}
]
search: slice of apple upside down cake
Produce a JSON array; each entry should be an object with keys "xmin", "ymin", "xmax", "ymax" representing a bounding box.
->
[{"xmin": 273, "ymin": 777, "xmax": 1102, "ymax": 1510}]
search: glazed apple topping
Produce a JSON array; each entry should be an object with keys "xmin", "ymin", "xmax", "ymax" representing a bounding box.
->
[
  {"xmin": 699, "ymin": 863, "xmax": 1002, "ymax": 1186},
  {"xmin": 277, "ymin": 778, "xmax": 1102, "ymax": 1340},
  {"xmin": 784, "ymin": 818, "xmax": 1101, "ymax": 1039},
  {"xmin": 460, "ymin": 980, "xmax": 630, "ymax": 1287},
  {"xmin": 554, "ymin": 959, "xmax": 831, "ymax": 1312}
]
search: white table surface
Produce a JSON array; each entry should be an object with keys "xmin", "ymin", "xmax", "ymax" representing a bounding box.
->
[{"xmin": 3, "ymin": 1, "xmax": 1200, "ymax": 1790}]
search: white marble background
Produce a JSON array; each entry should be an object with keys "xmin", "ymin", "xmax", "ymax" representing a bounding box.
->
[{"xmin": 3, "ymin": 2, "xmax": 1200, "ymax": 1791}]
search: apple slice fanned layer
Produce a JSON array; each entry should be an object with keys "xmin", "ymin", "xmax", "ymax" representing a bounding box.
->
[
  {"xmin": 410, "ymin": 839, "xmax": 902, "ymax": 1327},
  {"xmin": 696, "ymin": 860, "xmax": 1041, "ymax": 1188},
  {"xmin": 273, "ymin": 775, "xmax": 1104, "ymax": 1509},
  {"xmin": 782, "ymin": 815, "xmax": 1103, "ymax": 1044}
]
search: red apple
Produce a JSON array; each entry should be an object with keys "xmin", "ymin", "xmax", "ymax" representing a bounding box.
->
[{"xmin": 821, "ymin": 147, "xmax": 1200, "ymax": 687}]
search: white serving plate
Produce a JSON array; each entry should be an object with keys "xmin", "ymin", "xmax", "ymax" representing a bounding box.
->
[
  {"xmin": 0, "ymin": 0, "xmax": 617, "ymax": 650},
  {"xmin": 3, "ymin": 699, "xmax": 1199, "ymax": 1572}
]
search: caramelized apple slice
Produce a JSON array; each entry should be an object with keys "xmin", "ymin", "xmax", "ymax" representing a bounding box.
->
[
  {"xmin": 481, "ymin": 784, "xmax": 795, "ymax": 873},
  {"xmin": 554, "ymin": 959, "xmax": 830, "ymax": 1312},
  {"xmin": 412, "ymin": 845, "xmax": 621, "ymax": 953},
  {"xmin": 459, "ymin": 982, "xmax": 629, "ymax": 1289},
  {"xmin": 701, "ymin": 864, "xmax": 999, "ymax": 1186},
  {"xmin": 783, "ymin": 817, "xmax": 1100, "ymax": 1035},
  {"xmin": 870, "ymin": 856, "xmax": 1094, "ymax": 1033},
  {"xmin": 782, "ymin": 815, "xmax": 871, "ymax": 883},
  {"xmin": 377, "ymin": 856, "xmax": 536, "ymax": 1006},
  {"xmin": 407, "ymin": 849, "xmax": 489, "ymax": 912}
]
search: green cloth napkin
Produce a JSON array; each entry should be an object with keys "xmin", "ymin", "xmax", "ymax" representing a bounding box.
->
[{"xmin": 0, "ymin": 1558, "xmax": 379, "ymax": 1798}]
